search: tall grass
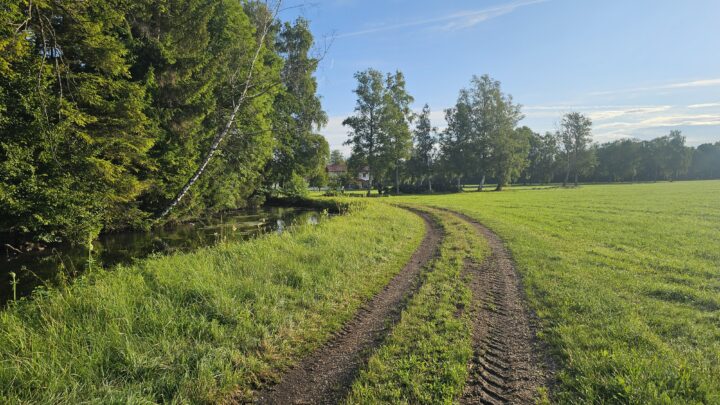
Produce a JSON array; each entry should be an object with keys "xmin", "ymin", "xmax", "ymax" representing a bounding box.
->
[
  {"xmin": 398, "ymin": 181, "xmax": 720, "ymax": 403},
  {"xmin": 0, "ymin": 200, "xmax": 425, "ymax": 403}
]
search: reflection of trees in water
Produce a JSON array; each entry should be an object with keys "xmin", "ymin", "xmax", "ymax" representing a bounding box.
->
[{"xmin": 1, "ymin": 207, "xmax": 324, "ymax": 304}]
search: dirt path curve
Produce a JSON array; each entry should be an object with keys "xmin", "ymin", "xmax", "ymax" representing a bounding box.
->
[
  {"xmin": 254, "ymin": 209, "xmax": 443, "ymax": 405},
  {"xmin": 445, "ymin": 209, "xmax": 548, "ymax": 404}
]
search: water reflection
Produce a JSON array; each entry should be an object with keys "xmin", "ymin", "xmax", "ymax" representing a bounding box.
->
[{"xmin": 1, "ymin": 207, "xmax": 322, "ymax": 305}]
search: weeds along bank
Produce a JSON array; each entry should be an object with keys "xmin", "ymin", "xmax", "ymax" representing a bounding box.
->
[
  {"xmin": 397, "ymin": 180, "xmax": 720, "ymax": 403},
  {"xmin": 0, "ymin": 200, "xmax": 425, "ymax": 403}
]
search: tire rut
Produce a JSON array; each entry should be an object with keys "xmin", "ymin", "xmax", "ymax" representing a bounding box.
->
[
  {"xmin": 445, "ymin": 209, "xmax": 548, "ymax": 404},
  {"xmin": 252, "ymin": 209, "xmax": 443, "ymax": 405}
]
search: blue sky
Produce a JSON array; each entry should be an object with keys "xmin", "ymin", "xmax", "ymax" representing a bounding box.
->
[{"xmin": 284, "ymin": 0, "xmax": 720, "ymax": 153}]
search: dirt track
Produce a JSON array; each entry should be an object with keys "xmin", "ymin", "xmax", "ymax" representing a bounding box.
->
[
  {"xmin": 254, "ymin": 209, "xmax": 443, "ymax": 405},
  {"xmin": 445, "ymin": 209, "xmax": 548, "ymax": 404}
]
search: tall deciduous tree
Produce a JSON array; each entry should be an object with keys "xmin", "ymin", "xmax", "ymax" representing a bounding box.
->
[
  {"xmin": 381, "ymin": 71, "xmax": 414, "ymax": 194},
  {"xmin": 343, "ymin": 68, "xmax": 387, "ymax": 196},
  {"xmin": 441, "ymin": 89, "xmax": 474, "ymax": 189},
  {"xmin": 470, "ymin": 76, "xmax": 527, "ymax": 191},
  {"xmin": 560, "ymin": 112, "xmax": 594, "ymax": 186},
  {"xmin": 329, "ymin": 149, "xmax": 346, "ymax": 165},
  {"xmin": 265, "ymin": 17, "xmax": 328, "ymax": 188},
  {"xmin": 523, "ymin": 131, "xmax": 561, "ymax": 184},
  {"xmin": 411, "ymin": 104, "xmax": 438, "ymax": 192},
  {"xmin": 443, "ymin": 75, "xmax": 528, "ymax": 191}
]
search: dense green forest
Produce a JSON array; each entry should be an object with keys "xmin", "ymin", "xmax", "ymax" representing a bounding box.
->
[
  {"xmin": 0, "ymin": 0, "xmax": 328, "ymax": 244},
  {"xmin": 337, "ymin": 71, "xmax": 720, "ymax": 193},
  {"xmin": 2, "ymin": 2, "xmax": 719, "ymax": 243}
]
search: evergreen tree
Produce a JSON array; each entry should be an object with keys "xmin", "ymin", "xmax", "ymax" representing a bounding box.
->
[{"xmin": 1, "ymin": 0, "xmax": 155, "ymax": 242}]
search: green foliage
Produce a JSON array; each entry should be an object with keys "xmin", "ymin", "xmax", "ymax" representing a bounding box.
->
[
  {"xmin": 560, "ymin": 112, "xmax": 595, "ymax": 186},
  {"xmin": 343, "ymin": 68, "xmax": 389, "ymax": 194},
  {"xmin": 438, "ymin": 75, "xmax": 529, "ymax": 190},
  {"xmin": 1, "ymin": 0, "xmax": 156, "ymax": 242},
  {"xmin": 407, "ymin": 104, "xmax": 438, "ymax": 191},
  {"xmin": 1, "ymin": 1, "xmax": 328, "ymax": 243},
  {"xmin": 381, "ymin": 71, "xmax": 414, "ymax": 193},
  {"xmin": 689, "ymin": 142, "xmax": 720, "ymax": 179},
  {"xmin": 0, "ymin": 201, "xmax": 425, "ymax": 403},
  {"xmin": 522, "ymin": 131, "xmax": 561, "ymax": 184},
  {"xmin": 281, "ymin": 172, "xmax": 310, "ymax": 198},
  {"xmin": 264, "ymin": 17, "xmax": 329, "ymax": 188}
]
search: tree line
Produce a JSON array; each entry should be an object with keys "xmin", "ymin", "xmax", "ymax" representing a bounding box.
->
[
  {"xmin": 338, "ymin": 70, "xmax": 720, "ymax": 194},
  {"xmin": 0, "ymin": 0, "xmax": 328, "ymax": 243}
]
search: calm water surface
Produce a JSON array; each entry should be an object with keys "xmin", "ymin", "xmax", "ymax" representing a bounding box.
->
[{"xmin": 1, "ymin": 207, "xmax": 323, "ymax": 305}]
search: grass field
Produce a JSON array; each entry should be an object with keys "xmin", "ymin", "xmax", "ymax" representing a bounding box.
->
[
  {"xmin": 397, "ymin": 181, "xmax": 720, "ymax": 403},
  {"xmin": 1, "ymin": 182, "xmax": 718, "ymax": 403},
  {"xmin": 0, "ymin": 200, "xmax": 426, "ymax": 403},
  {"xmin": 347, "ymin": 207, "xmax": 488, "ymax": 404}
]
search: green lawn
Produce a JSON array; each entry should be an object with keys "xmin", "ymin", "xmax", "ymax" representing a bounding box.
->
[
  {"xmin": 397, "ymin": 181, "xmax": 720, "ymax": 403},
  {"xmin": 0, "ymin": 200, "xmax": 425, "ymax": 403}
]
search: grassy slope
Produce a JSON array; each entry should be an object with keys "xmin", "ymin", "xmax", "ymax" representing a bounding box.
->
[
  {"xmin": 398, "ymin": 181, "xmax": 720, "ymax": 404},
  {"xmin": 0, "ymin": 201, "xmax": 425, "ymax": 403},
  {"xmin": 347, "ymin": 207, "xmax": 488, "ymax": 405}
]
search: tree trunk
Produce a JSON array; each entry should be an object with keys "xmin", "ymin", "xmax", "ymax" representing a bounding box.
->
[
  {"xmin": 366, "ymin": 173, "xmax": 372, "ymax": 196},
  {"xmin": 428, "ymin": 177, "xmax": 432, "ymax": 193},
  {"xmin": 395, "ymin": 161, "xmax": 400, "ymax": 195},
  {"xmin": 574, "ymin": 172, "xmax": 578, "ymax": 186},
  {"xmin": 478, "ymin": 174, "xmax": 485, "ymax": 192},
  {"xmin": 563, "ymin": 163, "xmax": 570, "ymax": 187}
]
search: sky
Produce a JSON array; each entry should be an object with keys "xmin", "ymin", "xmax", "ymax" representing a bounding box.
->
[{"xmin": 284, "ymin": 0, "xmax": 720, "ymax": 154}]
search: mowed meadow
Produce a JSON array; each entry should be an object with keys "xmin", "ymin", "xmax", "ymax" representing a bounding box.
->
[{"xmin": 398, "ymin": 181, "xmax": 720, "ymax": 403}]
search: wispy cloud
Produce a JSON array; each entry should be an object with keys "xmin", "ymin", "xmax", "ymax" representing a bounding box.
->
[
  {"xmin": 335, "ymin": 0, "xmax": 548, "ymax": 38},
  {"xmin": 594, "ymin": 114, "xmax": 720, "ymax": 131},
  {"xmin": 688, "ymin": 102, "xmax": 720, "ymax": 109},
  {"xmin": 323, "ymin": 103, "xmax": 720, "ymax": 151},
  {"xmin": 589, "ymin": 78, "xmax": 720, "ymax": 96},
  {"xmin": 522, "ymin": 102, "xmax": 720, "ymax": 144}
]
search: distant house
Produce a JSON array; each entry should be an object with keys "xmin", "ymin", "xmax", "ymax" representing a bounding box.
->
[
  {"xmin": 325, "ymin": 164, "xmax": 371, "ymax": 187},
  {"xmin": 357, "ymin": 166, "xmax": 370, "ymax": 183},
  {"xmin": 326, "ymin": 163, "xmax": 347, "ymax": 178}
]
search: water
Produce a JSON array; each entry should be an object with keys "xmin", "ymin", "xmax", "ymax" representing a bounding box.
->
[{"xmin": 1, "ymin": 207, "xmax": 323, "ymax": 305}]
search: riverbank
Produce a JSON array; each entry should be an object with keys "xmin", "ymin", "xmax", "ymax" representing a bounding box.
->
[{"xmin": 0, "ymin": 199, "xmax": 426, "ymax": 403}]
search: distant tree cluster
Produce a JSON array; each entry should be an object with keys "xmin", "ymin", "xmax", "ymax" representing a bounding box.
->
[
  {"xmin": 342, "ymin": 71, "xmax": 720, "ymax": 193},
  {"xmin": 0, "ymin": 1, "xmax": 328, "ymax": 243}
]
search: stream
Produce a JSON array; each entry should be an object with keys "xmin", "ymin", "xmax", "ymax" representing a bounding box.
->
[{"xmin": 1, "ymin": 206, "xmax": 324, "ymax": 305}]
